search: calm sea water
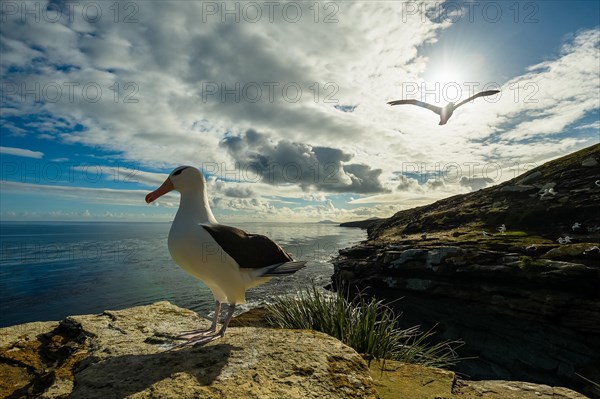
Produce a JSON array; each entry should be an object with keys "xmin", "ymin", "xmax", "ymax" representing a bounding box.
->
[{"xmin": 0, "ymin": 221, "xmax": 365, "ymax": 327}]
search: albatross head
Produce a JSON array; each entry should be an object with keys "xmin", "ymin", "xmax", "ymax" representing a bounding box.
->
[{"xmin": 145, "ymin": 166, "xmax": 205, "ymax": 203}]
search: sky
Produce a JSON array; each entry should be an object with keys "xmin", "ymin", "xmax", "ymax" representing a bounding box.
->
[{"xmin": 1, "ymin": 0, "xmax": 599, "ymax": 222}]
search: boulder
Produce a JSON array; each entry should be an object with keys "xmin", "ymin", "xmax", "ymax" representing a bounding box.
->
[{"xmin": 0, "ymin": 302, "xmax": 377, "ymax": 399}]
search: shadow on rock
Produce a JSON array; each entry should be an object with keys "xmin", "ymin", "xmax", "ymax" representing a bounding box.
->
[{"xmin": 70, "ymin": 343, "xmax": 238, "ymax": 398}]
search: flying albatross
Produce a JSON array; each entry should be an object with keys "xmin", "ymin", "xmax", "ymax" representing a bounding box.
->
[
  {"xmin": 387, "ymin": 89, "xmax": 500, "ymax": 125},
  {"xmin": 145, "ymin": 166, "xmax": 306, "ymax": 348}
]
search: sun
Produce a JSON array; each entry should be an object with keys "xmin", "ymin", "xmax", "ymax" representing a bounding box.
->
[
  {"xmin": 430, "ymin": 66, "xmax": 463, "ymax": 86},
  {"xmin": 425, "ymin": 63, "xmax": 471, "ymax": 103},
  {"xmin": 423, "ymin": 50, "xmax": 488, "ymax": 103}
]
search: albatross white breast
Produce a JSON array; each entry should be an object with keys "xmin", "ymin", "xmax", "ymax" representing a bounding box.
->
[{"xmin": 145, "ymin": 166, "xmax": 306, "ymax": 347}]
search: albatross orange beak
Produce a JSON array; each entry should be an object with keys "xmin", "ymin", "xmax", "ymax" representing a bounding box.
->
[{"xmin": 145, "ymin": 178, "xmax": 174, "ymax": 203}]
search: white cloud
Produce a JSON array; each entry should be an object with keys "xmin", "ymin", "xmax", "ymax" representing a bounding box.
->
[
  {"xmin": 1, "ymin": 2, "xmax": 598, "ymax": 220},
  {"xmin": 1, "ymin": 180, "xmax": 163, "ymax": 206},
  {"xmin": 0, "ymin": 1, "xmax": 447, "ymax": 167},
  {"xmin": 575, "ymin": 121, "xmax": 600, "ymax": 131},
  {"xmin": 0, "ymin": 146, "xmax": 44, "ymax": 159},
  {"xmin": 490, "ymin": 30, "xmax": 599, "ymax": 141},
  {"xmin": 73, "ymin": 165, "xmax": 168, "ymax": 187}
]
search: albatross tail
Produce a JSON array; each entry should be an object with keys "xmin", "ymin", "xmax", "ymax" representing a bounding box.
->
[{"xmin": 261, "ymin": 261, "xmax": 307, "ymax": 276}]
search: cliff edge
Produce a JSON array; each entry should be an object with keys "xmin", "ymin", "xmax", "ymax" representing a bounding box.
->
[
  {"xmin": 332, "ymin": 144, "xmax": 600, "ymax": 397},
  {"xmin": 1, "ymin": 302, "xmax": 591, "ymax": 398}
]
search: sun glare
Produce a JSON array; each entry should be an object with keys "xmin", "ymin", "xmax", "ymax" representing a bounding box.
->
[
  {"xmin": 431, "ymin": 67, "xmax": 463, "ymax": 86},
  {"xmin": 424, "ymin": 50, "xmax": 489, "ymax": 103},
  {"xmin": 426, "ymin": 62, "xmax": 472, "ymax": 103}
]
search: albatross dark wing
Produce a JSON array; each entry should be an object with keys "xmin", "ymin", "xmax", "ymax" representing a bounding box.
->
[
  {"xmin": 387, "ymin": 99, "xmax": 442, "ymax": 115},
  {"xmin": 202, "ymin": 224, "xmax": 293, "ymax": 269},
  {"xmin": 455, "ymin": 90, "xmax": 500, "ymax": 108}
]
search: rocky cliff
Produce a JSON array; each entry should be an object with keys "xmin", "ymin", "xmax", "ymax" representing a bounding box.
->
[
  {"xmin": 0, "ymin": 302, "xmax": 591, "ymax": 399},
  {"xmin": 340, "ymin": 218, "xmax": 382, "ymax": 229},
  {"xmin": 332, "ymin": 144, "xmax": 600, "ymax": 398}
]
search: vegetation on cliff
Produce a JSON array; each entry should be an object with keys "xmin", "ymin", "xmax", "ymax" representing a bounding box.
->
[
  {"xmin": 267, "ymin": 285, "xmax": 461, "ymax": 369},
  {"xmin": 369, "ymin": 143, "xmax": 600, "ymax": 253}
]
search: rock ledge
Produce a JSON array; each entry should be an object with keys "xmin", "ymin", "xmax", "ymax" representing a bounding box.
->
[
  {"xmin": 0, "ymin": 302, "xmax": 376, "ymax": 399},
  {"xmin": 1, "ymin": 302, "xmax": 594, "ymax": 399}
]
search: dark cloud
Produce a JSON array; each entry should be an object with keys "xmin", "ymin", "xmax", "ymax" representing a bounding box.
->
[
  {"xmin": 395, "ymin": 174, "xmax": 423, "ymax": 192},
  {"xmin": 223, "ymin": 186, "xmax": 255, "ymax": 198},
  {"xmin": 425, "ymin": 179, "xmax": 445, "ymax": 190},
  {"xmin": 220, "ymin": 130, "xmax": 387, "ymax": 194}
]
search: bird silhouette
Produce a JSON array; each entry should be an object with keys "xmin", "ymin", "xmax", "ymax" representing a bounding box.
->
[{"xmin": 387, "ymin": 90, "xmax": 500, "ymax": 125}]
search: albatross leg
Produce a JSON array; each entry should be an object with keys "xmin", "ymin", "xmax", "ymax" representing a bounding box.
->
[
  {"xmin": 176, "ymin": 301, "xmax": 221, "ymax": 339},
  {"xmin": 170, "ymin": 304, "xmax": 236, "ymax": 349}
]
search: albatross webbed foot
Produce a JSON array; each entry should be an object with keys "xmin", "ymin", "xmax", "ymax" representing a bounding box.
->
[
  {"xmin": 175, "ymin": 328, "xmax": 217, "ymax": 340},
  {"xmin": 168, "ymin": 331, "xmax": 226, "ymax": 350},
  {"xmin": 168, "ymin": 304, "xmax": 236, "ymax": 351},
  {"xmin": 174, "ymin": 301, "xmax": 221, "ymax": 340}
]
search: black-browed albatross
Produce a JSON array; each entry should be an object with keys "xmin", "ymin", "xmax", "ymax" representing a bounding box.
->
[
  {"xmin": 387, "ymin": 89, "xmax": 500, "ymax": 125},
  {"xmin": 145, "ymin": 166, "xmax": 306, "ymax": 348}
]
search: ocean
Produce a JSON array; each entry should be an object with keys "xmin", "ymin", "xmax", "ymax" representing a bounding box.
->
[{"xmin": 0, "ymin": 221, "xmax": 366, "ymax": 327}]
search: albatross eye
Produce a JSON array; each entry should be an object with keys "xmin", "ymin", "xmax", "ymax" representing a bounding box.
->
[{"xmin": 173, "ymin": 167, "xmax": 188, "ymax": 176}]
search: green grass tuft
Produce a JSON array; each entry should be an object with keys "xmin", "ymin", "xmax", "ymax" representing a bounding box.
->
[
  {"xmin": 267, "ymin": 285, "xmax": 461, "ymax": 368},
  {"xmin": 518, "ymin": 256, "xmax": 548, "ymax": 269},
  {"xmin": 503, "ymin": 231, "xmax": 528, "ymax": 237}
]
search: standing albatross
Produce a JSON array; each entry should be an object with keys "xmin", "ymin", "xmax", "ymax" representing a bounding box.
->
[
  {"xmin": 145, "ymin": 166, "xmax": 306, "ymax": 347},
  {"xmin": 387, "ymin": 89, "xmax": 500, "ymax": 125}
]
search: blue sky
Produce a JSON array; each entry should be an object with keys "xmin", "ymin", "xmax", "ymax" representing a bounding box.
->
[{"xmin": 1, "ymin": 1, "xmax": 599, "ymax": 222}]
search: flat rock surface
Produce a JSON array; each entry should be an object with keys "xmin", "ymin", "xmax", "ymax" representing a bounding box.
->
[{"xmin": 370, "ymin": 360, "xmax": 592, "ymax": 399}]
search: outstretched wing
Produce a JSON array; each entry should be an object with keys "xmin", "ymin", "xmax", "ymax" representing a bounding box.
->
[
  {"xmin": 387, "ymin": 99, "xmax": 442, "ymax": 116},
  {"xmin": 455, "ymin": 90, "xmax": 500, "ymax": 109},
  {"xmin": 202, "ymin": 224, "xmax": 293, "ymax": 269}
]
